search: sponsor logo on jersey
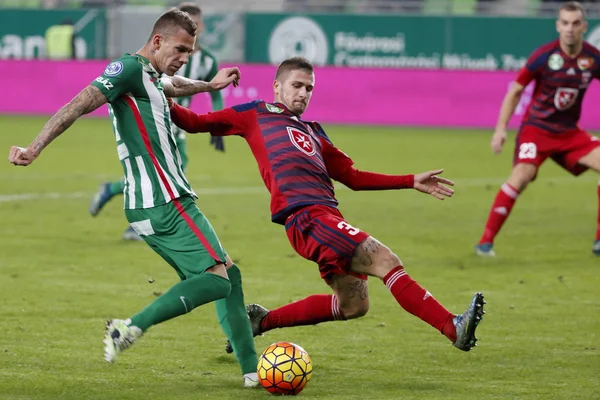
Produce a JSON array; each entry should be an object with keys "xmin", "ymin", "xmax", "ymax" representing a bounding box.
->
[
  {"xmin": 287, "ymin": 127, "xmax": 316, "ymax": 156},
  {"xmin": 554, "ymin": 87, "xmax": 579, "ymax": 110},
  {"xmin": 95, "ymin": 76, "xmax": 114, "ymax": 90},
  {"xmin": 577, "ymin": 56, "xmax": 593, "ymax": 70},
  {"xmin": 548, "ymin": 53, "xmax": 564, "ymax": 70},
  {"xmin": 266, "ymin": 103, "xmax": 284, "ymax": 113},
  {"xmin": 567, "ymin": 67, "xmax": 576, "ymax": 75},
  {"xmin": 104, "ymin": 61, "xmax": 123, "ymax": 77}
]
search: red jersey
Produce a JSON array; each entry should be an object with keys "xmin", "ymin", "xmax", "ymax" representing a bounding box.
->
[
  {"xmin": 516, "ymin": 40, "xmax": 600, "ymax": 133},
  {"xmin": 170, "ymin": 100, "xmax": 414, "ymax": 224}
]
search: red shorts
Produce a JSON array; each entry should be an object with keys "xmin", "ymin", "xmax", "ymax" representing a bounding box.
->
[
  {"xmin": 513, "ymin": 124, "xmax": 600, "ymax": 176},
  {"xmin": 285, "ymin": 204, "xmax": 369, "ymax": 284}
]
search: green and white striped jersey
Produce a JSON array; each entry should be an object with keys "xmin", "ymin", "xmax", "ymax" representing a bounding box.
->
[
  {"xmin": 91, "ymin": 53, "xmax": 197, "ymax": 210},
  {"xmin": 173, "ymin": 47, "xmax": 223, "ymax": 139}
]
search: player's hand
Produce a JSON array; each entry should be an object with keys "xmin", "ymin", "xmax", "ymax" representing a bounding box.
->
[
  {"xmin": 166, "ymin": 97, "xmax": 174, "ymax": 109},
  {"xmin": 413, "ymin": 169, "xmax": 455, "ymax": 200},
  {"xmin": 8, "ymin": 146, "xmax": 37, "ymax": 166},
  {"xmin": 491, "ymin": 129, "xmax": 507, "ymax": 154},
  {"xmin": 210, "ymin": 67, "xmax": 241, "ymax": 91}
]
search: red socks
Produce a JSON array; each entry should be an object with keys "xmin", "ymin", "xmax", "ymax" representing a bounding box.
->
[
  {"xmin": 260, "ymin": 294, "xmax": 344, "ymax": 332},
  {"xmin": 479, "ymin": 183, "xmax": 520, "ymax": 244},
  {"xmin": 259, "ymin": 267, "xmax": 457, "ymax": 343},
  {"xmin": 384, "ymin": 266, "xmax": 456, "ymax": 342}
]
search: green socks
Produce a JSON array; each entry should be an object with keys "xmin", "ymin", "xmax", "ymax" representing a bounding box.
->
[
  {"xmin": 109, "ymin": 179, "xmax": 126, "ymax": 196},
  {"xmin": 126, "ymin": 265, "xmax": 257, "ymax": 375},
  {"xmin": 130, "ymin": 272, "xmax": 231, "ymax": 332},
  {"xmin": 215, "ymin": 265, "xmax": 258, "ymax": 374}
]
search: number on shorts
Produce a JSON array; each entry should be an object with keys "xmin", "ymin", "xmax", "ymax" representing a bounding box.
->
[
  {"xmin": 518, "ymin": 142, "xmax": 537, "ymax": 160},
  {"xmin": 337, "ymin": 221, "xmax": 360, "ymax": 236}
]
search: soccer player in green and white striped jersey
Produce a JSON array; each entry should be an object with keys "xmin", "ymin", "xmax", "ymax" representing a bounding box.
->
[
  {"xmin": 89, "ymin": 2, "xmax": 225, "ymax": 241},
  {"xmin": 8, "ymin": 9, "xmax": 259, "ymax": 388}
]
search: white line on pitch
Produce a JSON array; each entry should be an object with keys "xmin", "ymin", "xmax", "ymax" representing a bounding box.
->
[{"xmin": 0, "ymin": 176, "xmax": 597, "ymax": 204}]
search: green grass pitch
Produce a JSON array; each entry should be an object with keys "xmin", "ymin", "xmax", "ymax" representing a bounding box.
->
[{"xmin": 0, "ymin": 115, "xmax": 598, "ymax": 399}]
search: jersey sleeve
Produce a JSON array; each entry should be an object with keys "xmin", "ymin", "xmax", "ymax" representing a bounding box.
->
[
  {"xmin": 90, "ymin": 58, "xmax": 138, "ymax": 103},
  {"xmin": 320, "ymin": 137, "xmax": 355, "ymax": 179},
  {"xmin": 515, "ymin": 48, "xmax": 547, "ymax": 86},
  {"xmin": 320, "ymin": 137, "xmax": 414, "ymax": 190},
  {"xmin": 170, "ymin": 103, "xmax": 251, "ymax": 136}
]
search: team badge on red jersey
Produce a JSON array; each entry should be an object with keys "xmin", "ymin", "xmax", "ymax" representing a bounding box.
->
[
  {"xmin": 577, "ymin": 57, "xmax": 593, "ymax": 70},
  {"xmin": 554, "ymin": 88, "xmax": 579, "ymax": 110},
  {"xmin": 287, "ymin": 127, "xmax": 316, "ymax": 156}
]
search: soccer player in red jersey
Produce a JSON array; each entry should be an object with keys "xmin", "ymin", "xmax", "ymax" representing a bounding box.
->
[
  {"xmin": 476, "ymin": 1, "xmax": 600, "ymax": 256},
  {"xmin": 169, "ymin": 57, "xmax": 486, "ymax": 352}
]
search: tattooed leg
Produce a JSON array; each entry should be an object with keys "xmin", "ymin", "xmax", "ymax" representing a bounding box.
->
[
  {"xmin": 350, "ymin": 236, "xmax": 402, "ymax": 279},
  {"xmin": 328, "ymin": 274, "xmax": 370, "ymax": 320}
]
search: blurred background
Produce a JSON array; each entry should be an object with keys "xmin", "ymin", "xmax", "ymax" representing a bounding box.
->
[
  {"xmin": 3, "ymin": 0, "xmax": 600, "ymax": 62},
  {"xmin": 2, "ymin": 0, "xmax": 600, "ymax": 129}
]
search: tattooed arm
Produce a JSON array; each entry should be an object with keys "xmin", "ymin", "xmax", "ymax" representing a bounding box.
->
[
  {"xmin": 162, "ymin": 75, "xmax": 214, "ymax": 97},
  {"xmin": 8, "ymin": 85, "xmax": 107, "ymax": 166},
  {"xmin": 162, "ymin": 66, "xmax": 241, "ymax": 97}
]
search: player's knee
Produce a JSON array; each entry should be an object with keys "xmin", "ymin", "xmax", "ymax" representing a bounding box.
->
[
  {"xmin": 352, "ymin": 237, "xmax": 401, "ymax": 278},
  {"xmin": 339, "ymin": 301, "xmax": 370, "ymax": 320},
  {"xmin": 578, "ymin": 147, "xmax": 600, "ymax": 171},
  {"xmin": 372, "ymin": 247, "xmax": 402, "ymax": 278},
  {"xmin": 509, "ymin": 164, "xmax": 537, "ymax": 191}
]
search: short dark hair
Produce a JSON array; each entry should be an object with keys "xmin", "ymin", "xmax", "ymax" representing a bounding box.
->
[
  {"xmin": 559, "ymin": 1, "xmax": 586, "ymax": 18},
  {"xmin": 178, "ymin": 2, "xmax": 202, "ymax": 17},
  {"xmin": 149, "ymin": 9, "xmax": 197, "ymax": 41},
  {"xmin": 275, "ymin": 57, "xmax": 314, "ymax": 80}
]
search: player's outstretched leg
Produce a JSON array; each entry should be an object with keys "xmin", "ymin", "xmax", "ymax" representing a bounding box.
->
[
  {"xmin": 89, "ymin": 180, "xmax": 125, "ymax": 216},
  {"xmin": 452, "ymin": 292, "xmax": 486, "ymax": 351},
  {"xmin": 348, "ymin": 237, "xmax": 485, "ymax": 351},
  {"xmin": 224, "ymin": 294, "xmax": 348, "ymax": 354},
  {"xmin": 382, "ymin": 264, "xmax": 482, "ymax": 349},
  {"xmin": 104, "ymin": 271, "xmax": 231, "ymax": 362}
]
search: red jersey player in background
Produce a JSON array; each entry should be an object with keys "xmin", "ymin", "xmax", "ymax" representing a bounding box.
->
[
  {"xmin": 476, "ymin": 1, "xmax": 600, "ymax": 257},
  {"xmin": 169, "ymin": 57, "xmax": 486, "ymax": 353}
]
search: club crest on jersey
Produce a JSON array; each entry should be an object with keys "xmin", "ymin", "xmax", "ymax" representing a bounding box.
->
[
  {"xmin": 104, "ymin": 61, "xmax": 123, "ymax": 76},
  {"xmin": 548, "ymin": 53, "xmax": 564, "ymax": 71},
  {"xmin": 577, "ymin": 57, "xmax": 593, "ymax": 70},
  {"xmin": 554, "ymin": 87, "xmax": 579, "ymax": 110},
  {"xmin": 266, "ymin": 103, "xmax": 284, "ymax": 113},
  {"xmin": 287, "ymin": 127, "xmax": 316, "ymax": 156}
]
